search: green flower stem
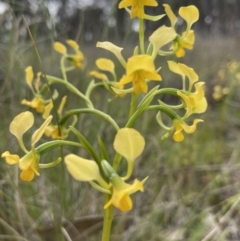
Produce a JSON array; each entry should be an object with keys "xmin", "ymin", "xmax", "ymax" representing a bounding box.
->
[
  {"xmin": 101, "ymin": 195, "xmax": 113, "ymax": 241},
  {"xmin": 126, "ymin": 105, "xmax": 178, "ymax": 128},
  {"xmin": 62, "ymin": 109, "xmax": 120, "ymax": 131},
  {"xmin": 36, "ymin": 140, "xmax": 82, "ymax": 155},
  {"xmin": 85, "ymin": 81, "xmax": 105, "ymax": 99},
  {"xmin": 125, "ymin": 88, "xmax": 179, "ymax": 128},
  {"xmin": 61, "ymin": 56, "xmax": 68, "ymax": 81},
  {"xmin": 139, "ymin": 18, "xmax": 145, "ymax": 54},
  {"xmin": 147, "ymin": 105, "xmax": 179, "ymax": 119},
  {"xmin": 129, "ymin": 92, "xmax": 138, "ymax": 118},
  {"xmin": 45, "ymin": 75, "xmax": 94, "ymax": 108},
  {"xmin": 112, "ymin": 152, "xmax": 122, "ymax": 171}
]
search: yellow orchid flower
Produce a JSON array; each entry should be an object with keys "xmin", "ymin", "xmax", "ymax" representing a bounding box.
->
[
  {"xmin": 104, "ymin": 174, "xmax": 144, "ymax": 212},
  {"xmin": 1, "ymin": 111, "xmax": 52, "ymax": 181},
  {"xmin": 177, "ymin": 82, "xmax": 207, "ymax": 116},
  {"xmin": 43, "ymin": 96, "xmax": 71, "ymax": 139},
  {"xmin": 54, "ymin": 39, "xmax": 84, "ymax": 68},
  {"xmin": 119, "ymin": 55, "xmax": 162, "ymax": 94},
  {"xmin": 65, "ymin": 154, "xmax": 144, "ymax": 212},
  {"xmin": 163, "ymin": 4, "xmax": 199, "ymax": 57},
  {"xmin": 173, "ymin": 118, "xmax": 203, "ymax": 142},
  {"xmin": 64, "ymin": 128, "xmax": 146, "ymax": 211},
  {"xmin": 21, "ymin": 66, "xmax": 45, "ymax": 113},
  {"xmin": 119, "ymin": 0, "xmax": 158, "ymax": 19}
]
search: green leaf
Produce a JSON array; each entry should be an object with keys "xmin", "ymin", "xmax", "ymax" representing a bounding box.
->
[
  {"xmin": 98, "ymin": 136, "xmax": 109, "ymax": 161},
  {"xmin": 69, "ymin": 126, "xmax": 101, "ymax": 165}
]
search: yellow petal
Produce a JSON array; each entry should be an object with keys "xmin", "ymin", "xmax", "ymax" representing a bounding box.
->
[
  {"xmin": 31, "ymin": 115, "xmax": 53, "ymax": 145},
  {"xmin": 20, "ymin": 169, "xmax": 35, "ymax": 182},
  {"xmin": 167, "ymin": 61, "xmax": 183, "ymax": 76},
  {"xmin": 178, "ymin": 63, "xmax": 198, "ymax": 85},
  {"xmin": 18, "ymin": 151, "xmax": 37, "ymax": 171},
  {"xmin": 90, "ymin": 71, "xmax": 108, "ymax": 81},
  {"xmin": 173, "ymin": 122, "xmax": 184, "ymax": 142},
  {"xmin": 96, "ymin": 58, "xmax": 115, "ymax": 74},
  {"xmin": 10, "ymin": 111, "xmax": 34, "ymax": 142},
  {"xmin": 25, "ymin": 66, "xmax": 34, "ymax": 88},
  {"xmin": 113, "ymin": 128, "xmax": 145, "ymax": 162},
  {"xmin": 104, "ymin": 175, "xmax": 144, "ymax": 212},
  {"xmin": 1, "ymin": 151, "xmax": 19, "ymax": 165},
  {"xmin": 64, "ymin": 154, "xmax": 101, "ymax": 182},
  {"xmin": 58, "ymin": 96, "xmax": 67, "ymax": 116},
  {"xmin": 180, "ymin": 30, "xmax": 195, "ymax": 49},
  {"xmin": 53, "ymin": 42, "xmax": 67, "ymax": 54},
  {"xmin": 181, "ymin": 119, "xmax": 203, "ymax": 134},
  {"xmin": 96, "ymin": 42, "xmax": 125, "ymax": 67},
  {"xmin": 34, "ymin": 72, "xmax": 42, "ymax": 92},
  {"xmin": 179, "ymin": 5, "xmax": 199, "ymax": 31},
  {"xmin": 66, "ymin": 39, "xmax": 79, "ymax": 51},
  {"xmin": 42, "ymin": 101, "xmax": 53, "ymax": 119},
  {"xmin": 149, "ymin": 25, "xmax": 177, "ymax": 51},
  {"xmin": 127, "ymin": 55, "xmax": 155, "ymax": 75},
  {"xmin": 163, "ymin": 4, "xmax": 177, "ymax": 28}
]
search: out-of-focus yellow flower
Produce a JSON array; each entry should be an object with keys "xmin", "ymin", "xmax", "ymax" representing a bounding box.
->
[
  {"xmin": 163, "ymin": 4, "xmax": 199, "ymax": 57},
  {"xmin": 43, "ymin": 96, "xmax": 70, "ymax": 139},
  {"xmin": 119, "ymin": 55, "xmax": 162, "ymax": 94},
  {"xmin": 212, "ymin": 85, "xmax": 229, "ymax": 101},
  {"xmin": 90, "ymin": 58, "xmax": 116, "ymax": 82},
  {"xmin": 97, "ymin": 42, "xmax": 126, "ymax": 68},
  {"xmin": 96, "ymin": 58, "xmax": 115, "ymax": 75},
  {"xmin": 173, "ymin": 118, "xmax": 203, "ymax": 142},
  {"xmin": 1, "ymin": 111, "xmax": 52, "ymax": 181},
  {"xmin": 53, "ymin": 42, "xmax": 67, "ymax": 54},
  {"xmin": 119, "ymin": 0, "xmax": 158, "ymax": 19},
  {"xmin": 89, "ymin": 71, "xmax": 108, "ymax": 81},
  {"xmin": 104, "ymin": 174, "xmax": 144, "ymax": 212},
  {"xmin": 54, "ymin": 39, "xmax": 84, "ymax": 68},
  {"xmin": 21, "ymin": 66, "xmax": 45, "ymax": 113}
]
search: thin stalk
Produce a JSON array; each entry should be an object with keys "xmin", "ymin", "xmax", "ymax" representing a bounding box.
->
[
  {"xmin": 60, "ymin": 56, "xmax": 68, "ymax": 81},
  {"xmin": 101, "ymin": 195, "xmax": 113, "ymax": 241},
  {"xmin": 62, "ymin": 109, "xmax": 119, "ymax": 131},
  {"xmin": 129, "ymin": 92, "xmax": 138, "ymax": 118},
  {"xmin": 45, "ymin": 75, "xmax": 94, "ymax": 108},
  {"xmin": 139, "ymin": 18, "xmax": 145, "ymax": 54}
]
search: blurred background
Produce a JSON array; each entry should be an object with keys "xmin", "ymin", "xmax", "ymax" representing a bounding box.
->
[{"xmin": 0, "ymin": 0, "xmax": 240, "ymax": 241}]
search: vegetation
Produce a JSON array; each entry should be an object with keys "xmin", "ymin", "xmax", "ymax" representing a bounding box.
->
[{"xmin": 0, "ymin": 1, "xmax": 240, "ymax": 241}]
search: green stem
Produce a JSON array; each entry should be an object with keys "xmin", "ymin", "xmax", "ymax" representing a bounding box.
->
[
  {"xmin": 126, "ymin": 105, "xmax": 178, "ymax": 128},
  {"xmin": 112, "ymin": 152, "xmax": 122, "ymax": 171},
  {"xmin": 60, "ymin": 56, "xmax": 68, "ymax": 81},
  {"xmin": 129, "ymin": 92, "xmax": 138, "ymax": 118},
  {"xmin": 139, "ymin": 18, "xmax": 145, "ymax": 54},
  {"xmin": 62, "ymin": 108, "xmax": 120, "ymax": 131},
  {"xmin": 101, "ymin": 195, "xmax": 113, "ymax": 241},
  {"xmin": 45, "ymin": 75, "xmax": 94, "ymax": 108}
]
